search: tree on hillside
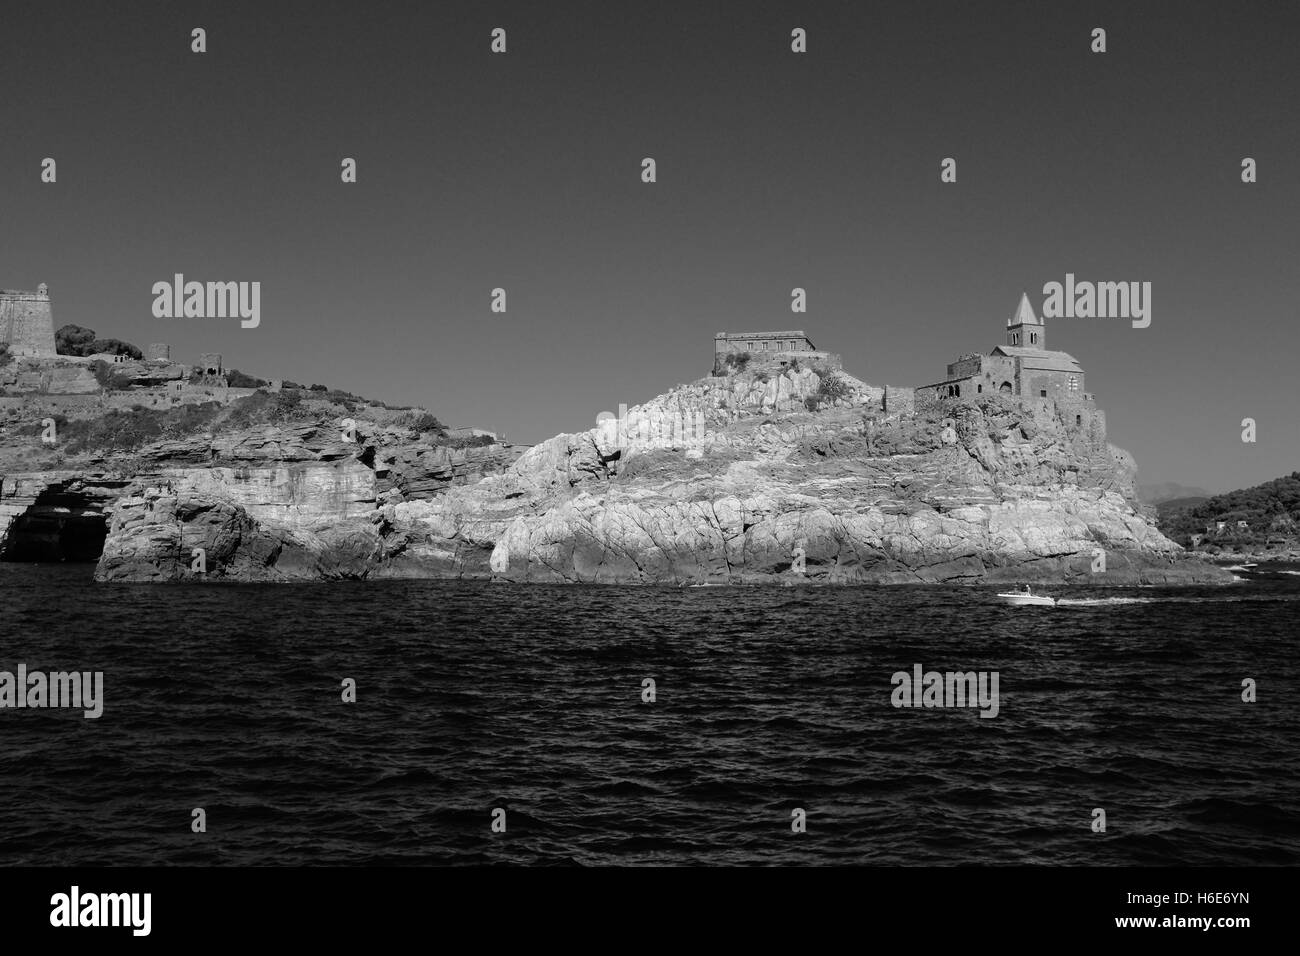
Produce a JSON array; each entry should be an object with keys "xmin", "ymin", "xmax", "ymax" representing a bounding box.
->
[
  {"xmin": 1161, "ymin": 471, "xmax": 1300, "ymax": 542},
  {"xmin": 225, "ymin": 369, "xmax": 268, "ymax": 388},
  {"xmin": 54, "ymin": 324, "xmax": 142, "ymax": 359},
  {"xmin": 55, "ymin": 324, "xmax": 98, "ymax": 356},
  {"xmin": 815, "ymin": 371, "xmax": 851, "ymax": 405}
]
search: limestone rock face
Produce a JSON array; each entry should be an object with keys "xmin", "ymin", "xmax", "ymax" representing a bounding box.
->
[
  {"xmin": 0, "ymin": 413, "xmax": 523, "ymax": 580},
  {"xmin": 83, "ymin": 428, "xmax": 517, "ymax": 580},
  {"xmin": 0, "ymin": 359, "xmax": 103, "ymax": 394},
  {"xmin": 0, "ymin": 364, "xmax": 1235, "ymax": 585},
  {"xmin": 46, "ymin": 365, "xmax": 100, "ymax": 394},
  {"xmin": 115, "ymin": 361, "xmax": 186, "ymax": 387},
  {"xmin": 367, "ymin": 368, "xmax": 1228, "ymax": 586},
  {"xmin": 96, "ymin": 487, "xmax": 388, "ymax": 582}
]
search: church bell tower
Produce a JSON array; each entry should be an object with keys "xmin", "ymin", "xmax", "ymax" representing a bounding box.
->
[{"xmin": 1006, "ymin": 291, "xmax": 1044, "ymax": 350}]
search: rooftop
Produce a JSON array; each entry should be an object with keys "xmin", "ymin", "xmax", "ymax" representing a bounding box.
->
[
  {"xmin": 1007, "ymin": 292, "xmax": 1040, "ymax": 327},
  {"xmin": 991, "ymin": 345, "xmax": 1084, "ymax": 373},
  {"xmin": 715, "ymin": 330, "xmax": 810, "ymax": 339}
]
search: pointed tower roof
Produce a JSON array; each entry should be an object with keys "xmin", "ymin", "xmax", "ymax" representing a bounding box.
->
[{"xmin": 1008, "ymin": 291, "xmax": 1039, "ymax": 327}]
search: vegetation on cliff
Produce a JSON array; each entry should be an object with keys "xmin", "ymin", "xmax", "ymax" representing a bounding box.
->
[
  {"xmin": 805, "ymin": 371, "xmax": 851, "ymax": 411},
  {"xmin": 89, "ymin": 359, "xmax": 137, "ymax": 390},
  {"xmin": 55, "ymin": 324, "xmax": 143, "ymax": 359},
  {"xmin": 1158, "ymin": 471, "xmax": 1300, "ymax": 546},
  {"xmin": 0, "ymin": 383, "xmax": 465, "ymax": 469}
]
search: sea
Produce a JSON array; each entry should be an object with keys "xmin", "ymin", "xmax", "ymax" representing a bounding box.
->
[{"xmin": 1, "ymin": 562, "xmax": 1297, "ymax": 866}]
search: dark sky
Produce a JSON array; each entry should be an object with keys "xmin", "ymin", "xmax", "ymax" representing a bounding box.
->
[{"xmin": 3, "ymin": 0, "xmax": 1297, "ymax": 492}]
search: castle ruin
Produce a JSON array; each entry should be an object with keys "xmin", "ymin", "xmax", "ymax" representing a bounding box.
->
[{"xmin": 0, "ymin": 283, "xmax": 56, "ymax": 358}]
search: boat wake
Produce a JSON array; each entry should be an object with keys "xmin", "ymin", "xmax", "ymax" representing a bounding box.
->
[
  {"xmin": 1055, "ymin": 597, "xmax": 1157, "ymax": 606},
  {"xmin": 1056, "ymin": 593, "xmax": 1300, "ymax": 607}
]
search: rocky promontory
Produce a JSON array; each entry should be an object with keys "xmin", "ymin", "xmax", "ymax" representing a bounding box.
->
[{"xmin": 0, "ymin": 357, "xmax": 1233, "ymax": 585}]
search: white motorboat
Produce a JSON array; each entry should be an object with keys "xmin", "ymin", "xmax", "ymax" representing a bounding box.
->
[{"xmin": 996, "ymin": 587, "xmax": 1056, "ymax": 607}]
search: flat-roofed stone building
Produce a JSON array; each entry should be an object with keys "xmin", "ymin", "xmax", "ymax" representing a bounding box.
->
[{"xmin": 714, "ymin": 330, "xmax": 816, "ymax": 358}]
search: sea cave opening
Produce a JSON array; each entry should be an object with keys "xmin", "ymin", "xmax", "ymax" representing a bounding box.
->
[{"xmin": 0, "ymin": 489, "xmax": 108, "ymax": 563}]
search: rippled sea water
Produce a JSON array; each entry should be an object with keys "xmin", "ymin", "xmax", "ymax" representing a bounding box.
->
[{"xmin": 1, "ymin": 563, "xmax": 1297, "ymax": 866}]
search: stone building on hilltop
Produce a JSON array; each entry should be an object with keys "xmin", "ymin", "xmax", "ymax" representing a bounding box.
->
[
  {"xmin": 713, "ymin": 330, "xmax": 844, "ymax": 373},
  {"xmin": 0, "ymin": 283, "xmax": 56, "ymax": 358},
  {"xmin": 714, "ymin": 330, "xmax": 816, "ymax": 357},
  {"xmin": 917, "ymin": 292, "xmax": 1105, "ymax": 437}
]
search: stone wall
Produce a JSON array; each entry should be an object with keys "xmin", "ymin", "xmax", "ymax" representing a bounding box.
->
[
  {"xmin": 0, "ymin": 290, "xmax": 56, "ymax": 357},
  {"xmin": 945, "ymin": 354, "xmax": 984, "ymax": 379},
  {"xmin": 2, "ymin": 360, "xmax": 115, "ymax": 395},
  {"xmin": 1054, "ymin": 394, "xmax": 1107, "ymax": 442},
  {"xmin": 883, "ymin": 385, "xmax": 915, "ymax": 414},
  {"xmin": 715, "ymin": 331, "xmax": 816, "ymax": 357},
  {"xmin": 755, "ymin": 349, "xmax": 842, "ymax": 370},
  {"xmin": 1022, "ymin": 368, "xmax": 1085, "ymax": 401}
]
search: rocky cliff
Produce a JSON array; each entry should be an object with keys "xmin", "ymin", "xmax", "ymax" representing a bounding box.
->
[
  {"xmin": 0, "ymin": 361, "xmax": 1233, "ymax": 585},
  {"xmin": 0, "ymin": 396, "xmax": 522, "ymax": 578}
]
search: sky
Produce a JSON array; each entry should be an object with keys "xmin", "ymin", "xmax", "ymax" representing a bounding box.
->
[{"xmin": 2, "ymin": 0, "xmax": 1297, "ymax": 492}]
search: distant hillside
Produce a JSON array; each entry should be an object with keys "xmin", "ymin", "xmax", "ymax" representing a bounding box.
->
[
  {"xmin": 1159, "ymin": 471, "xmax": 1300, "ymax": 545},
  {"xmin": 1140, "ymin": 481, "xmax": 1211, "ymax": 504},
  {"xmin": 1154, "ymin": 496, "xmax": 1209, "ymax": 521}
]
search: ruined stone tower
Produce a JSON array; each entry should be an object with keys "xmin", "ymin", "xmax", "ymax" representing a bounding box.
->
[{"xmin": 0, "ymin": 282, "xmax": 57, "ymax": 358}]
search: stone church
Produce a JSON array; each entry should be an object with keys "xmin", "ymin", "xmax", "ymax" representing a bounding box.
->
[
  {"xmin": 921, "ymin": 293, "xmax": 1085, "ymax": 401},
  {"xmin": 917, "ymin": 292, "xmax": 1104, "ymax": 434}
]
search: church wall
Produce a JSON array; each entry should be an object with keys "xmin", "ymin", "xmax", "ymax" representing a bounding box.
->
[
  {"xmin": 946, "ymin": 355, "xmax": 984, "ymax": 379},
  {"xmin": 1022, "ymin": 369, "xmax": 1084, "ymax": 400}
]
